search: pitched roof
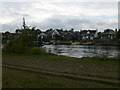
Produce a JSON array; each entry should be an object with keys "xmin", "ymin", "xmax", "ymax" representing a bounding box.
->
[
  {"xmin": 52, "ymin": 30, "xmax": 60, "ymax": 35},
  {"xmin": 88, "ymin": 30, "xmax": 97, "ymax": 35},
  {"xmin": 103, "ymin": 29, "xmax": 115, "ymax": 34}
]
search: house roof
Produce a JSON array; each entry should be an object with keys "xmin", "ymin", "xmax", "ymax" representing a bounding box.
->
[
  {"xmin": 52, "ymin": 30, "xmax": 60, "ymax": 35},
  {"xmin": 80, "ymin": 30, "xmax": 88, "ymax": 35},
  {"xmin": 88, "ymin": 30, "xmax": 97, "ymax": 35},
  {"xmin": 15, "ymin": 29, "xmax": 23, "ymax": 33},
  {"xmin": 39, "ymin": 33, "xmax": 47, "ymax": 36},
  {"xmin": 45, "ymin": 29, "xmax": 54, "ymax": 35},
  {"xmin": 103, "ymin": 29, "xmax": 115, "ymax": 34}
]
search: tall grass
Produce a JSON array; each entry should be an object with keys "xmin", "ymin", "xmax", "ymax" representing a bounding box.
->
[{"xmin": 27, "ymin": 48, "xmax": 48, "ymax": 55}]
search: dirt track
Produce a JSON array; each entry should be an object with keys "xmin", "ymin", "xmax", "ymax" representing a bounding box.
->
[
  {"xmin": 3, "ymin": 63, "xmax": 119, "ymax": 86},
  {"xmin": 2, "ymin": 54, "xmax": 119, "ymax": 88}
]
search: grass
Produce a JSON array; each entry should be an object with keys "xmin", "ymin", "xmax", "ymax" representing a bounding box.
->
[
  {"xmin": 3, "ymin": 67, "xmax": 119, "ymax": 88},
  {"xmin": 2, "ymin": 52, "xmax": 119, "ymax": 88}
]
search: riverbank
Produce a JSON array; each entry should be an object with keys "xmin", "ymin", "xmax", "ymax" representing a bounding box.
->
[
  {"xmin": 2, "ymin": 52, "xmax": 119, "ymax": 88},
  {"xmin": 44, "ymin": 41, "xmax": 120, "ymax": 46}
]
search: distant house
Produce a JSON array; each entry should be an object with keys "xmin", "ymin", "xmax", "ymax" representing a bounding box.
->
[
  {"xmin": 38, "ymin": 33, "xmax": 47, "ymax": 39},
  {"xmin": 30, "ymin": 29, "xmax": 42, "ymax": 35},
  {"xmin": 2, "ymin": 31, "xmax": 12, "ymax": 44},
  {"xmin": 52, "ymin": 29, "xmax": 60, "ymax": 39},
  {"xmin": 55, "ymin": 29, "xmax": 64, "ymax": 35},
  {"xmin": 36, "ymin": 29, "xmax": 42, "ymax": 34},
  {"xmin": 15, "ymin": 29, "xmax": 23, "ymax": 34},
  {"xmin": 45, "ymin": 29, "xmax": 54, "ymax": 37},
  {"xmin": 80, "ymin": 30, "xmax": 88, "ymax": 40},
  {"xmin": 101, "ymin": 29, "xmax": 115, "ymax": 40},
  {"xmin": 2, "ymin": 31, "xmax": 11, "ymax": 39},
  {"xmin": 88, "ymin": 30, "xmax": 98, "ymax": 40},
  {"xmin": 11, "ymin": 33, "xmax": 20, "ymax": 38},
  {"xmin": 73, "ymin": 31, "xmax": 81, "ymax": 40},
  {"xmin": 62, "ymin": 32, "xmax": 75, "ymax": 41},
  {"xmin": 80, "ymin": 29, "xmax": 98, "ymax": 40}
]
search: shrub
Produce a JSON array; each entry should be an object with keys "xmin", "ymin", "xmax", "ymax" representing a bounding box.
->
[
  {"xmin": 3, "ymin": 28, "xmax": 36, "ymax": 54},
  {"xmin": 27, "ymin": 48, "xmax": 47, "ymax": 55},
  {"xmin": 3, "ymin": 39, "xmax": 29, "ymax": 53}
]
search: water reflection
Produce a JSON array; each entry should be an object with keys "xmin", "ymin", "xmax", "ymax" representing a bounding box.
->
[{"xmin": 43, "ymin": 45, "xmax": 120, "ymax": 58}]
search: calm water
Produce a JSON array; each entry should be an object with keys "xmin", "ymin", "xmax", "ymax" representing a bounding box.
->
[{"xmin": 43, "ymin": 45, "xmax": 120, "ymax": 58}]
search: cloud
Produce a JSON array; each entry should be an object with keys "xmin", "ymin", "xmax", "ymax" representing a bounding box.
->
[
  {"xmin": 1, "ymin": 1, "xmax": 118, "ymax": 32},
  {"xmin": 28, "ymin": 14, "xmax": 117, "ymax": 31},
  {"xmin": 1, "ymin": 0, "xmax": 119, "ymax": 2}
]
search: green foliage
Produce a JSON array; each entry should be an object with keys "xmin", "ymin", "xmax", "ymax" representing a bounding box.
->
[
  {"xmin": 81, "ymin": 57, "xmax": 119, "ymax": 61},
  {"xmin": 27, "ymin": 48, "xmax": 47, "ymax": 55},
  {"xmin": 42, "ymin": 37, "xmax": 52, "ymax": 42},
  {"xmin": 116, "ymin": 29, "xmax": 120, "ymax": 39},
  {"xmin": 3, "ymin": 38, "xmax": 29, "ymax": 53},
  {"xmin": 3, "ymin": 53, "xmax": 119, "ymax": 88},
  {"xmin": 3, "ymin": 28, "xmax": 37, "ymax": 53},
  {"xmin": 2, "ymin": 38, "xmax": 7, "ymax": 44},
  {"xmin": 18, "ymin": 29, "xmax": 36, "ymax": 48}
]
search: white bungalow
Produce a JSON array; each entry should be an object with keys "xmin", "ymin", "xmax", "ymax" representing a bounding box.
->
[
  {"xmin": 52, "ymin": 30, "xmax": 60, "ymax": 39},
  {"xmin": 38, "ymin": 33, "xmax": 47, "ymax": 39}
]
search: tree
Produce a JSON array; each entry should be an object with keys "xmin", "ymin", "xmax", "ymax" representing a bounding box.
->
[
  {"xmin": 70, "ymin": 28, "xmax": 74, "ymax": 32},
  {"xmin": 3, "ymin": 28, "xmax": 37, "ymax": 53},
  {"xmin": 116, "ymin": 29, "xmax": 120, "ymax": 40}
]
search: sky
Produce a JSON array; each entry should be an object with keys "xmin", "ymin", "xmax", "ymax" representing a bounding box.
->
[{"xmin": 0, "ymin": 0, "xmax": 119, "ymax": 32}]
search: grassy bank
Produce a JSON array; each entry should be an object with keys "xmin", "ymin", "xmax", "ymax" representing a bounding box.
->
[{"xmin": 2, "ymin": 52, "xmax": 119, "ymax": 88}]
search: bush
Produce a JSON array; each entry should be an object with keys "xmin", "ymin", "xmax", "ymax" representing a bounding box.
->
[
  {"xmin": 27, "ymin": 48, "xmax": 47, "ymax": 55},
  {"xmin": 3, "ymin": 28, "xmax": 36, "ymax": 54},
  {"xmin": 3, "ymin": 40, "xmax": 29, "ymax": 53}
]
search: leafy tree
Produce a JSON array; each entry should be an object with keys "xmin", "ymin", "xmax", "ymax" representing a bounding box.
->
[
  {"xmin": 116, "ymin": 29, "xmax": 120, "ymax": 40},
  {"xmin": 3, "ymin": 28, "xmax": 37, "ymax": 53}
]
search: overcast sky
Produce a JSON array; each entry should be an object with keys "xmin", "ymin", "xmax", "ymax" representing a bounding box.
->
[{"xmin": 0, "ymin": 0, "xmax": 119, "ymax": 32}]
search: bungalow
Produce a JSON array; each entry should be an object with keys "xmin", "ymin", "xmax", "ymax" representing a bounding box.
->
[
  {"xmin": 80, "ymin": 29, "xmax": 98, "ymax": 40},
  {"xmin": 80, "ymin": 30, "xmax": 88, "ymax": 40},
  {"xmin": 52, "ymin": 29, "xmax": 60, "ymax": 39},
  {"xmin": 88, "ymin": 30, "xmax": 98, "ymax": 40},
  {"xmin": 101, "ymin": 29, "xmax": 115, "ymax": 40},
  {"xmin": 45, "ymin": 29, "xmax": 54, "ymax": 36},
  {"xmin": 15, "ymin": 29, "xmax": 23, "ymax": 34},
  {"xmin": 38, "ymin": 32, "xmax": 47, "ymax": 39},
  {"xmin": 62, "ymin": 32, "xmax": 75, "ymax": 41},
  {"xmin": 2, "ymin": 31, "xmax": 11, "ymax": 39}
]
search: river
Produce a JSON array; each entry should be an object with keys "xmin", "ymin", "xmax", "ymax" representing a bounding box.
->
[{"xmin": 43, "ymin": 45, "xmax": 120, "ymax": 58}]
